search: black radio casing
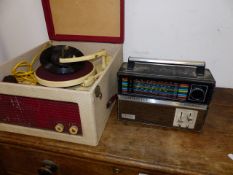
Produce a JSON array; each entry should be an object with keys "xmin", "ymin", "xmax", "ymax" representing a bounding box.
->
[{"xmin": 117, "ymin": 58, "xmax": 216, "ymax": 131}]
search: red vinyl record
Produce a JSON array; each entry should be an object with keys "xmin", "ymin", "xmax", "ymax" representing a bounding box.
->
[{"xmin": 35, "ymin": 61, "xmax": 95, "ymax": 87}]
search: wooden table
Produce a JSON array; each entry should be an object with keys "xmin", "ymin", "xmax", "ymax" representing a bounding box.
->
[{"xmin": 0, "ymin": 88, "xmax": 233, "ymax": 175}]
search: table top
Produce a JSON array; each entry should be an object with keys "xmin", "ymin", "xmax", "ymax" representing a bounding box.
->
[{"xmin": 0, "ymin": 88, "xmax": 233, "ymax": 175}]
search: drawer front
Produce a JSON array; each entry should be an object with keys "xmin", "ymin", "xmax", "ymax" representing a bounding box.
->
[{"xmin": 0, "ymin": 144, "xmax": 160, "ymax": 175}]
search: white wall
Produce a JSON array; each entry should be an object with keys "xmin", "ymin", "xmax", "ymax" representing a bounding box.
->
[
  {"xmin": 124, "ymin": 0, "xmax": 233, "ymax": 88},
  {"xmin": 0, "ymin": 0, "xmax": 233, "ymax": 88},
  {"xmin": 0, "ymin": 0, "xmax": 48, "ymax": 60}
]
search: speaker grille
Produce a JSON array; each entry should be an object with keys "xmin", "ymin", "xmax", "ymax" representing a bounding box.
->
[{"xmin": 0, "ymin": 94, "xmax": 82, "ymax": 135}]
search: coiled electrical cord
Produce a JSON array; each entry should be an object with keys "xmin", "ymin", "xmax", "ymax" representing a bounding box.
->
[{"xmin": 11, "ymin": 42, "xmax": 51, "ymax": 85}]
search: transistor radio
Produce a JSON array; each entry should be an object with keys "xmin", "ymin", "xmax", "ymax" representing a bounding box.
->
[{"xmin": 117, "ymin": 57, "xmax": 215, "ymax": 131}]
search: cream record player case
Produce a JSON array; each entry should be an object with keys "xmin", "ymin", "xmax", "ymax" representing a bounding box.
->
[{"xmin": 0, "ymin": 0, "xmax": 124, "ymax": 146}]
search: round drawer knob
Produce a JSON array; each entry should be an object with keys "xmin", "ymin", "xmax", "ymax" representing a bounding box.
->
[
  {"xmin": 69, "ymin": 125, "xmax": 79, "ymax": 135},
  {"xmin": 38, "ymin": 160, "xmax": 58, "ymax": 175},
  {"xmin": 55, "ymin": 123, "xmax": 64, "ymax": 133},
  {"xmin": 113, "ymin": 167, "xmax": 121, "ymax": 174}
]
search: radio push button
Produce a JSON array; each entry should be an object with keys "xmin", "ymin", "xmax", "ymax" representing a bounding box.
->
[
  {"xmin": 55, "ymin": 123, "xmax": 64, "ymax": 133},
  {"xmin": 69, "ymin": 125, "xmax": 79, "ymax": 135}
]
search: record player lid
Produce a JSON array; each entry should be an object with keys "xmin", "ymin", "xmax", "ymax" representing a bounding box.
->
[{"xmin": 41, "ymin": 0, "xmax": 124, "ymax": 43}]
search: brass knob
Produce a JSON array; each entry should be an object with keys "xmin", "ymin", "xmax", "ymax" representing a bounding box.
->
[
  {"xmin": 113, "ymin": 167, "xmax": 121, "ymax": 174},
  {"xmin": 69, "ymin": 125, "xmax": 79, "ymax": 135},
  {"xmin": 54, "ymin": 123, "xmax": 64, "ymax": 133},
  {"xmin": 38, "ymin": 160, "xmax": 58, "ymax": 175}
]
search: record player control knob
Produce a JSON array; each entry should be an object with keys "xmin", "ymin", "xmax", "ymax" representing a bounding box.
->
[
  {"xmin": 54, "ymin": 123, "xmax": 64, "ymax": 133},
  {"xmin": 69, "ymin": 125, "xmax": 79, "ymax": 135}
]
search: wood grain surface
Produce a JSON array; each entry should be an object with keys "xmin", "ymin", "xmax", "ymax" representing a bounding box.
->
[{"xmin": 0, "ymin": 88, "xmax": 233, "ymax": 175}]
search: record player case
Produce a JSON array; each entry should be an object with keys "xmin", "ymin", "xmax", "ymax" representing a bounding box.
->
[{"xmin": 0, "ymin": 0, "xmax": 124, "ymax": 146}]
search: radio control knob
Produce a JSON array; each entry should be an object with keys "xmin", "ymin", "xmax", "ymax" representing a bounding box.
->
[
  {"xmin": 54, "ymin": 123, "xmax": 64, "ymax": 133},
  {"xmin": 190, "ymin": 87, "xmax": 205, "ymax": 101},
  {"xmin": 69, "ymin": 125, "xmax": 79, "ymax": 135}
]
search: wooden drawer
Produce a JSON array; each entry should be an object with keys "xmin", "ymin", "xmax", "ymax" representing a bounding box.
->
[{"xmin": 0, "ymin": 143, "xmax": 156, "ymax": 175}]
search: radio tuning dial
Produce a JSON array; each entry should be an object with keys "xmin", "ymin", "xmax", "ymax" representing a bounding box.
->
[{"xmin": 190, "ymin": 87, "xmax": 205, "ymax": 101}]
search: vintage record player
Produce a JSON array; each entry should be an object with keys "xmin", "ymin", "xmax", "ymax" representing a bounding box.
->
[
  {"xmin": 0, "ymin": 0, "xmax": 124, "ymax": 146},
  {"xmin": 117, "ymin": 57, "xmax": 216, "ymax": 131}
]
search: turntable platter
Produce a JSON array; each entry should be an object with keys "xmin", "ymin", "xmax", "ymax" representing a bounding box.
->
[{"xmin": 35, "ymin": 61, "xmax": 95, "ymax": 87}]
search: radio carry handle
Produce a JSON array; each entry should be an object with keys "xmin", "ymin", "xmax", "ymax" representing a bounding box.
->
[{"xmin": 127, "ymin": 57, "xmax": 206, "ymax": 76}]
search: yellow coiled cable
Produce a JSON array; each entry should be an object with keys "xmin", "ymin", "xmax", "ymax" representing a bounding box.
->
[{"xmin": 11, "ymin": 42, "xmax": 51, "ymax": 85}]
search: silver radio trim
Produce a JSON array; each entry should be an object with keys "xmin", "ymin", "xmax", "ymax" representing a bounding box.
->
[
  {"xmin": 118, "ymin": 95, "xmax": 208, "ymax": 110},
  {"xmin": 128, "ymin": 57, "xmax": 205, "ymax": 68}
]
